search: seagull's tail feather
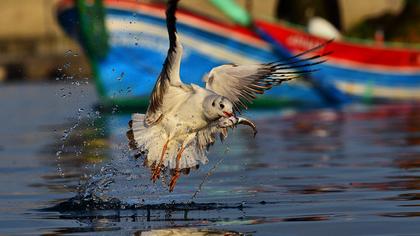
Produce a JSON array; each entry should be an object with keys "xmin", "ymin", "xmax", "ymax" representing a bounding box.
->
[
  {"xmin": 127, "ymin": 113, "xmax": 208, "ymax": 171},
  {"xmin": 128, "ymin": 113, "xmax": 167, "ymax": 166}
]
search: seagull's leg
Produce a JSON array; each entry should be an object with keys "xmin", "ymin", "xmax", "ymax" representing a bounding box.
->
[
  {"xmin": 169, "ymin": 133, "xmax": 196, "ymax": 192},
  {"xmin": 151, "ymin": 139, "xmax": 169, "ymax": 182},
  {"xmin": 169, "ymin": 145, "xmax": 185, "ymax": 192}
]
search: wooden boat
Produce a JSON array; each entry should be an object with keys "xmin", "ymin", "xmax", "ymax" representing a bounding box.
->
[
  {"xmin": 56, "ymin": 0, "xmax": 329, "ymax": 111},
  {"xmin": 57, "ymin": 0, "xmax": 419, "ymax": 109},
  {"xmin": 209, "ymin": 0, "xmax": 420, "ymax": 103},
  {"xmin": 254, "ymin": 20, "xmax": 420, "ymax": 102}
]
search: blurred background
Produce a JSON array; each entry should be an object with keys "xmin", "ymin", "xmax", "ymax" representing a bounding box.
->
[
  {"xmin": 0, "ymin": 1, "xmax": 419, "ymax": 235},
  {"xmin": 0, "ymin": 0, "xmax": 87, "ymax": 81},
  {"xmin": 0, "ymin": 0, "xmax": 417, "ymax": 83}
]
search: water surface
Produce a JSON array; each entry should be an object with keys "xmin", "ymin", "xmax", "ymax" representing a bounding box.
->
[{"xmin": 1, "ymin": 83, "xmax": 419, "ymax": 235}]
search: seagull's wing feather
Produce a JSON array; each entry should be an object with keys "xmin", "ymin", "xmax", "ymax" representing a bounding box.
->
[
  {"xmin": 145, "ymin": 0, "xmax": 183, "ymax": 125},
  {"xmin": 205, "ymin": 40, "xmax": 332, "ymax": 111},
  {"xmin": 196, "ymin": 124, "xmax": 228, "ymax": 152}
]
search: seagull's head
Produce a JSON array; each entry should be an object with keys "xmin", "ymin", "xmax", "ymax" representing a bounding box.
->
[{"xmin": 204, "ymin": 95, "xmax": 235, "ymax": 120}]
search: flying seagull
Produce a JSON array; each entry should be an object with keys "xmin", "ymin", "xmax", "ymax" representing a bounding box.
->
[{"xmin": 127, "ymin": 0, "xmax": 330, "ymax": 191}]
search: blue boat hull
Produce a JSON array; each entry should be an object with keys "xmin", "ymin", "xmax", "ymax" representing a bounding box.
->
[
  {"xmin": 57, "ymin": 1, "xmax": 420, "ymax": 108},
  {"xmin": 57, "ymin": 2, "xmax": 326, "ymax": 107}
]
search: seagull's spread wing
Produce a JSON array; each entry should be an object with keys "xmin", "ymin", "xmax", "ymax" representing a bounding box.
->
[
  {"xmin": 204, "ymin": 41, "xmax": 332, "ymax": 111},
  {"xmin": 145, "ymin": 0, "xmax": 184, "ymax": 125}
]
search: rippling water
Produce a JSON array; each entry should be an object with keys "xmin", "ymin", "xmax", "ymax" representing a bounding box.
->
[{"xmin": 1, "ymin": 83, "xmax": 420, "ymax": 235}]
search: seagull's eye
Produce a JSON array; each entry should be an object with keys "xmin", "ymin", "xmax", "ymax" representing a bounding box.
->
[
  {"xmin": 220, "ymin": 104, "xmax": 225, "ymax": 109},
  {"xmin": 212, "ymin": 101, "xmax": 215, "ymax": 107}
]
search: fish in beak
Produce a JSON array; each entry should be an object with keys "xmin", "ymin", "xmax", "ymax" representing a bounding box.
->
[{"xmin": 237, "ymin": 117, "xmax": 257, "ymax": 137}]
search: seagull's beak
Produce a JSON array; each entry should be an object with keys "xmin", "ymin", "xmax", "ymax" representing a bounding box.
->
[{"xmin": 223, "ymin": 111, "xmax": 234, "ymax": 118}]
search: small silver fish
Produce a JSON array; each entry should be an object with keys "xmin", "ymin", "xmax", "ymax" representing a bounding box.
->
[{"xmin": 237, "ymin": 117, "xmax": 258, "ymax": 137}]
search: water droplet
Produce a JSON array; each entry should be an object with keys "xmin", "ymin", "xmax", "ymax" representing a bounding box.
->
[
  {"xmin": 111, "ymin": 106, "xmax": 119, "ymax": 114},
  {"xmin": 117, "ymin": 72, "xmax": 125, "ymax": 81}
]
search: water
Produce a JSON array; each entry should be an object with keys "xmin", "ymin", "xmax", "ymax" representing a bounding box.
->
[{"xmin": 1, "ymin": 83, "xmax": 419, "ymax": 235}]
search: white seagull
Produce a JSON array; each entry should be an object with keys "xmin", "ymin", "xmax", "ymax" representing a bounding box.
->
[{"xmin": 127, "ymin": 0, "xmax": 330, "ymax": 191}]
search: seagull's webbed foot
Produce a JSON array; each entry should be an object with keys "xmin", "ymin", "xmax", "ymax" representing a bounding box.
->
[
  {"xmin": 169, "ymin": 145, "xmax": 185, "ymax": 192},
  {"xmin": 151, "ymin": 165, "xmax": 161, "ymax": 183},
  {"xmin": 151, "ymin": 140, "xmax": 169, "ymax": 182},
  {"xmin": 169, "ymin": 171, "xmax": 180, "ymax": 192}
]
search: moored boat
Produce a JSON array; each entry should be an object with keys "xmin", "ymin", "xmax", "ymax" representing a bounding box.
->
[
  {"xmin": 209, "ymin": 0, "xmax": 420, "ymax": 103},
  {"xmin": 254, "ymin": 19, "xmax": 420, "ymax": 102},
  {"xmin": 57, "ymin": 0, "xmax": 327, "ymax": 111},
  {"xmin": 57, "ymin": 0, "xmax": 419, "ymax": 109}
]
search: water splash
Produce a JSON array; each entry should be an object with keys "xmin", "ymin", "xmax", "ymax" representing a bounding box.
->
[
  {"xmin": 192, "ymin": 145, "xmax": 232, "ymax": 199},
  {"xmin": 116, "ymin": 72, "xmax": 124, "ymax": 81}
]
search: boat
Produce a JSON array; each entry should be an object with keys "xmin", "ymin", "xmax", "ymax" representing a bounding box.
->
[
  {"xmin": 210, "ymin": 0, "xmax": 420, "ymax": 103},
  {"xmin": 56, "ymin": 0, "xmax": 329, "ymax": 111},
  {"xmin": 254, "ymin": 20, "xmax": 420, "ymax": 102},
  {"xmin": 58, "ymin": 0, "xmax": 419, "ymax": 109},
  {"xmin": 211, "ymin": 0, "xmax": 420, "ymax": 103}
]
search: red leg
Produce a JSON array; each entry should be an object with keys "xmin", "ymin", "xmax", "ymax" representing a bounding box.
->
[
  {"xmin": 169, "ymin": 145, "xmax": 185, "ymax": 192},
  {"xmin": 151, "ymin": 140, "xmax": 169, "ymax": 182}
]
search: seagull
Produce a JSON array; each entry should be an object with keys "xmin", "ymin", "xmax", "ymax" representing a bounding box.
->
[{"xmin": 127, "ymin": 0, "xmax": 330, "ymax": 191}]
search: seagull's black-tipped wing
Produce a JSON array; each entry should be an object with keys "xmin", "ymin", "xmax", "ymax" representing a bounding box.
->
[
  {"xmin": 145, "ymin": 0, "xmax": 184, "ymax": 125},
  {"xmin": 204, "ymin": 40, "xmax": 332, "ymax": 111}
]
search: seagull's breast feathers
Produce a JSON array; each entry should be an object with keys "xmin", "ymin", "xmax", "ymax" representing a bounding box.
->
[{"xmin": 163, "ymin": 85, "xmax": 212, "ymax": 130}]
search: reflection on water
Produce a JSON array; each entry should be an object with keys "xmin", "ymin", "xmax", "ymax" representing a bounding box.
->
[
  {"xmin": 135, "ymin": 228, "xmax": 243, "ymax": 236},
  {"xmin": 37, "ymin": 103, "xmax": 420, "ymax": 235},
  {"xmin": 1, "ymin": 84, "xmax": 420, "ymax": 235}
]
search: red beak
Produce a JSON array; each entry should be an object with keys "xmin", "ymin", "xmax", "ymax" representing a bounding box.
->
[{"xmin": 223, "ymin": 111, "xmax": 233, "ymax": 117}]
